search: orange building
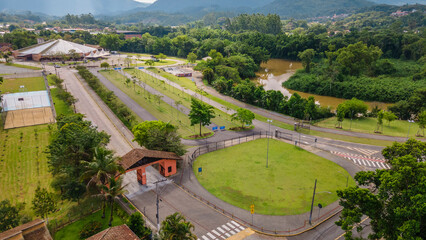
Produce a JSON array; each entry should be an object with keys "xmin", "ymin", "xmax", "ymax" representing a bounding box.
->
[{"xmin": 119, "ymin": 149, "xmax": 182, "ymax": 185}]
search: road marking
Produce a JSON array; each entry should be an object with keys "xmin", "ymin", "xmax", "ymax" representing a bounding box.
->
[
  {"xmin": 212, "ymin": 230, "xmax": 221, "ymax": 236},
  {"xmin": 222, "ymin": 225, "xmax": 230, "ymax": 231},
  {"xmin": 224, "ymin": 233, "xmax": 231, "ymax": 237},
  {"xmin": 230, "ymin": 230, "xmax": 236, "ymax": 235},
  {"xmin": 207, "ymin": 233, "xmax": 216, "ymax": 239},
  {"xmin": 231, "ymin": 221, "xmax": 240, "ymax": 227},
  {"xmin": 202, "ymin": 235, "xmax": 209, "ymax": 240},
  {"xmin": 331, "ymin": 151, "xmax": 389, "ymax": 169},
  {"xmin": 226, "ymin": 222, "xmax": 235, "ymax": 229},
  {"xmin": 239, "ymin": 226, "xmax": 245, "ymax": 230},
  {"xmin": 217, "ymin": 227, "xmax": 225, "ymax": 233},
  {"xmin": 334, "ymin": 217, "xmax": 369, "ymax": 240}
]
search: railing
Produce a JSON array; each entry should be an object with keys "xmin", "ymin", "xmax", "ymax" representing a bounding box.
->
[{"xmin": 178, "ymin": 131, "xmax": 335, "ymax": 236}]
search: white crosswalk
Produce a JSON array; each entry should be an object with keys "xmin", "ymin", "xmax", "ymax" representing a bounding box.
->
[
  {"xmin": 198, "ymin": 221, "xmax": 246, "ymax": 240},
  {"xmin": 346, "ymin": 147, "xmax": 379, "ymax": 156},
  {"xmin": 331, "ymin": 151, "xmax": 391, "ymax": 169}
]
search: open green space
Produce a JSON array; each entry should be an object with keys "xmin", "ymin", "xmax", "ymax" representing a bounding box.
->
[
  {"xmin": 54, "ymin": 205, "xmax": 125, "ymax": 240},
  {"xmin": 0, "ymin": 77, "xmax": 45, "ymax": 93},
  {"xmin": 317, "ymin": 117, "xmax": 424, "ymax": 139},
  {"xmin": 131, "ymin": 59, "xmax": 177, "ymax": 67},
  {"xmin": 4, "ymin": 63, "xmax": 42, "ymax": 70},
  {"xmin": 99, "ymin": 70, "xmax": 211, "ymax": 138},
  {"xmin": 126, "ymin": 69, "xmax": 238, "ymax": 130},
  {"xmin": 50, "ymin": 88, "xmax": 74, "ymax": 116},
  {"xmin": 0, "ymin": 124, "xmax": 52, "ymax": 215},
  {"xmin": 193, "ymin": 139, "xmax": 355, "ymax": 215}
]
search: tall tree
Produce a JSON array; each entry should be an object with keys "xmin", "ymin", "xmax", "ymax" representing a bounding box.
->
[
  {"xmin": 231, "ymin": 108, "xmax": 255, "ymax": 128},
  {"xmin": 187, "ymin": 52, "xmax": 197, "ymax": 64},
  {"xmin": 336, "ymin": 139, "xmax": 426, "ymax": 240},
  {"xmin": 0, "ymin": 200, "xmax": 21, "ymax": 232},
  {"xmin": 189, "ymin": 98, "xmax": 215, "ymax": 137},
  {"xmin": 417, "ymin": 110, "xmax": 426, "ymax": 137},
  {"xmin": 127, "ymin": 212, "xmax": 152, "ymax": 239},
  {"xmin": 100, "ymin": 177, "xmax": 126, "ymax": 227},
  {"xmin": 132, "ymin": 121, "xmax": 186, "ymax": 156},
  {"xmin": 81, "ymin": 147, "xmax": 123, "ymax": 218},
  {"xmin": 160, "ymin": 213, "xmax": 196, "ymax": 240},
  {"xmin": 298, "ymin": 49, "xmax": 315, "ymax": 73},
  {"xmin": 31, "ymin": 186, "xmax": 56, "ymax": 222}
]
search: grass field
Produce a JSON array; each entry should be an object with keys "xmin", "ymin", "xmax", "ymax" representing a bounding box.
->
[
  {"xmin": 317, "ymin": 117, "xmax": 424, "ymax": 139},
  {"xmin": 131, "ymin": 59, "xmax": 177, "ymax": 67},
  {"xmin": 4, "ymin": 63, "xmax": 42, "ymax": 70},
  {"xmin": 99, "ymin": 70, "xmax": 211, "ymax": 138},
  {"xmin": 54, "ymin": 206, "xmax": 125, "ymax": 240},
  {"xmin": 0, "ymin": 77, "xmax": 45, "ymax": 93},
  {"xmin": 50, "ymin": 88, "xmax": 74, "ymax": 116},
  {"xmin": 193, "ymin": 139, "xmax": 355, "ymax": 215},
  {"xmin": 0, "ymin": 124, "xmax": 52, "ymax": 215},
  {"xmin": 126, "ymin": 69, "xmax": 238, "ymax": 130}
]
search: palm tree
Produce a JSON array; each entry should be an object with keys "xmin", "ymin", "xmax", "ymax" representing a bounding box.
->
[
  {"xmin": 81, "ymin": 147, "xmax": 123, "ymax": 218},
  {"xmin": 160, "ymin": 213, "xmax": 196, "ymax": 240},
  {"xmin": 100, "ymin": 176, "xmax": 127, "ymax": 226}
]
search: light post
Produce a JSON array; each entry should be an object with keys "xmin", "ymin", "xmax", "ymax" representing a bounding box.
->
[
  {"xmin": 407, "ymin": 120, "xmax": 414, "ymax": 140},
  {"xmin": 154, "ymin": 178, "xmax": 167, "ymax": 232},
  {"xmin": 266, "ymin": 119, "xmax": 272, "ymax": 168}
]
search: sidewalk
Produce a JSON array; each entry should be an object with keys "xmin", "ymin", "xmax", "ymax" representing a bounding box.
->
[{"xmin": 173, "ymin": 135, "xmax": 355, "ymax": 236}]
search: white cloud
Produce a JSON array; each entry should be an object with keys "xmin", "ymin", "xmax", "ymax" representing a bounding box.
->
[{"xmin": 134, "ymin": 0, "xmax": 157, "ymax": 3}]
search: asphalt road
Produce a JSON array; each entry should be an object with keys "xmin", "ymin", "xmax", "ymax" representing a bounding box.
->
[{"xmin": 36, "ymin": 62, "xmax": 380, "ymax": 240}]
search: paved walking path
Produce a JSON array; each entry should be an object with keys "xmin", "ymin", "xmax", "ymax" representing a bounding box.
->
[{"xmin": 191, "ymin": 72, "xmax": 417, "ymax": 143}]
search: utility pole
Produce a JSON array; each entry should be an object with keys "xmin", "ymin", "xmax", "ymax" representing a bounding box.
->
[
  {"xmin": 309, "ymin": 179, "xmax": 317, "ymax": 225},
  {"xmin": 154, "ymin": 178, "xmax": 168, "ymax": 232}
]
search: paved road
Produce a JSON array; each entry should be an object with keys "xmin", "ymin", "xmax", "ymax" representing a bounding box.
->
[
  {"xmin": 47, "ymin": 65, "xmax": 133, "ymax": 156},
  {"xmin": 24, "ymin": 62, "xmax": 380, "ymax": 239}
]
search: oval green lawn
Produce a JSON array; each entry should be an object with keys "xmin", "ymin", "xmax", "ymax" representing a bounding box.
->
[{"xmin": 193, "ymin": 139, "xmax": 355, "ymax": 215}]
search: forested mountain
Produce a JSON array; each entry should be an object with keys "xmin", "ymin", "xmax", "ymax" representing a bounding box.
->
[
  {"xmin": 0, "ymin": 0, "xmax": 148, "ymax": 16},
  {"xmin": 370, "ymin": 0, "xmax": 425, "ymax": 5},
  {"xmin": 145, "ymin": 0, "xmax": 275, "ymax": 13},
  {"xmin": 259, "ymin": 0, "xmax": 375, "ymax": 18}
]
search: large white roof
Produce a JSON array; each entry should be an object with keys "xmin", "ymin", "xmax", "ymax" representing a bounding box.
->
[{"xmin": 17, "ymin": 39, "xmax": 97, "ymax": 56}]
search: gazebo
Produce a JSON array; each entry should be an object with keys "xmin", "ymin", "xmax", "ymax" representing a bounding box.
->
[{"xmin": 119, "ymin": 149, "xmax": 182, "ymax": 185}]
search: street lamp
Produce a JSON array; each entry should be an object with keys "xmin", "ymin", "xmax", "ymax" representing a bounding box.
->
[
  {"xmin": 266, "ymin": 119, "xmax": 272, "ymax": 168},
  {"xmin": 407, "ymin": 120, "xmax": 415, "ymax": 140}
]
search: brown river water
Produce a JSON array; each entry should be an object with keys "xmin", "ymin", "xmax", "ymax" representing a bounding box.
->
[{"xmin": 255, "ymin": 59, "xmax": 391, "ymax": 110}]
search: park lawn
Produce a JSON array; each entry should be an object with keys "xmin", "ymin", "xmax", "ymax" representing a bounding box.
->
[
  {"xmin": 0, "ymin": 124, "xmax": 53, "ymax": 215},
  {"xmin": 4, "ymin": 63, "xmax": 42, "ymax": 70},
  {"xmin": 193, "ymin": 139, "xmax": 356, "ymax": 215},
  {"xmin": 50, "ymin": 88, "xmax": 74, "ymax": 116},
  {"xmin": 317, "ymin": 117, "xmax": 424, "ymax": 139},
  {"xmin": 54, "ymin": 205, "xmax": 125, "ymax": 240},
  {"xmin": 0, "ymin": 77, "xmax": 46, "ymax": 93},
  {"xmin": 131, "ymin": 59, "xmax": 177, "ymax": 67},
  {"xmin": 126, "ymin": 69, "xmax": 238, "ymax": 130},
  {"xmin": 100, "ymin": 70, "xmax": 210, "ymax": 138}
]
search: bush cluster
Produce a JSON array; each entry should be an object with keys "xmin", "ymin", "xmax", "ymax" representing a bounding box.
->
[
  {"xmin": 76, "ymin": 66, "xmax": 137, "ymax": 128},
  {"xmin": 79, "ymin": 221, "xmax": 102, "ymax": 239}
]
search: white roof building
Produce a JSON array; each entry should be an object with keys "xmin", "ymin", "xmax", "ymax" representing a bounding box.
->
[{"xmin": 13, "ymin": 39, "xmax": 97, "ymax": 61}]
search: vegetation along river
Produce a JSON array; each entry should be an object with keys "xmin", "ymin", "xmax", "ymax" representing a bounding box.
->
[{"xmin": 255, "ymin": 59, "xmax": 391, "ymax": 110}]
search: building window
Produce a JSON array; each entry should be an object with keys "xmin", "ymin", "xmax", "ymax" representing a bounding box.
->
[{"xmin": 168, "ymin": 166, "xmax": 172, "ymax": 173}]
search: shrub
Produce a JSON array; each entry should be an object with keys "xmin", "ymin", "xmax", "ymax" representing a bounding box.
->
[{"xmin": 79, "ymin": 221, "xmax": 102, "ymax": 239}]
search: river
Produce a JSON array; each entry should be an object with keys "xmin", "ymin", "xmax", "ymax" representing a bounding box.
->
[{"xmin": 255, "ymin": 59, "xmax": 391, "ymax": 110}]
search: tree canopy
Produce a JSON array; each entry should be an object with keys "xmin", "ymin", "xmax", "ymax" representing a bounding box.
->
[
  {"xmin": 132, "ymin": 120, "xmax": 186, "ymax": 156},
  {"xmin": 189, "ymin": 98, "xmax": 215, "ymax": 137},
  {"xmin": 336, "ymin": 139, "xmax": 426, "ymax": 240}
]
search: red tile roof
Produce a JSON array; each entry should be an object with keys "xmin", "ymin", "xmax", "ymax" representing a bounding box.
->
[
  {"xmin": 120, "ymin": 149, "xmax": 182, "ymax": 170},
  {"xmin": 87, "ymin": 225, "xmax": 140, "ymax": 240}
]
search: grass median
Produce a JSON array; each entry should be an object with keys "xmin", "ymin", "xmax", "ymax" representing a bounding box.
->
[
  {"xmin": 317, "ymin": 117, "xmax": 424, "ymax": 139},
  {"xmin": 193, "ymin": 138, "xmax": 355, "ymax": 215},
  {"xmin": 126, "ymin": 69, "xmax": 238, "ymax": 130},
  {"xmin": 99, "ymin": 70, "xmax": 211, "ymax": 138}
]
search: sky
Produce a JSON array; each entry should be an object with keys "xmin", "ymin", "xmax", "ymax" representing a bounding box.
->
[{"xmin": 134, "ymin": 0, "xmax": 157, "ymax": 3}]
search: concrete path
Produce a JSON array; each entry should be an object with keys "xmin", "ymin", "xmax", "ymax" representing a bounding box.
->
[{"xmin": 90, "ymin": 69, "xmax": 157, "ymax": 121}]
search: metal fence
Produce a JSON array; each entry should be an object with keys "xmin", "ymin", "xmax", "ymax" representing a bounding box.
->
[{"xmin": 179, "ymin": 130, "xmax": 335, "ymax": 235}]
